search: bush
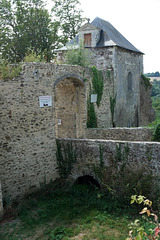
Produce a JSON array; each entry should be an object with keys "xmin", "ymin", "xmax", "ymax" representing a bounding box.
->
[
  {"xmin": 152, "ymin": 123, "xmax": 160, "ymax": 142},
  {"xmin": 0, "ymin": 62, "xmax": 22, "ymax": 80},
  {"xmin": 24, "ymin": 50, "xmax": 44, "ymax": 63},
  {"xmin": 65, "ymin": 40, "xmax": 91, "ymax": 67},
  {"xmin": 126, "ymin": 195, "xmax": 160, "ymax": 240}
]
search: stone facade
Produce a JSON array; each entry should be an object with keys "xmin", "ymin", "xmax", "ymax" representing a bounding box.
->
[
  {"xmin": 57, "ymin": 46, "xmax": 154, "ymax": 127},
  {"xmin": 0, "ymin": 63, "xmax": 112, "ymax": 201},
  {"xmin": 86, "ymin": 127, "xmax": 153, "ymax": 141},
  {"xmin": 0, "ymin": 62, "xmax": 156, "ymax": 205},
  {"xmin": 57, "ymin": 18, "xmax": 155, "ymax": 127},
  {"xmin": 57, "ymin": 138, "xmax": 160, "ymax": 185},
  {"xmin": 0, "ymin": 182, "xmax": 3, "ymax": 217}
]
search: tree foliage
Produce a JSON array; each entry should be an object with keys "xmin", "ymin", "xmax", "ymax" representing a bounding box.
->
[
  {"xmin": 0, "ymin": 0, "xmax": 59, "ymax": 62},
  {"xmin": 65, "ymin": 41, "xmax": 91, "ymax": 67},
  {"xmin": 52, "ymin": 0, "xmax": 85, "ymax": 45},
  {"xmin": 0, "ymin": 0, "xmax": 85, "ymax": 63},
  {"xmin": 145, "ymin": 71, "xmax": 160, "ymax": 77},
  {"xmin": 151, "ymin": 79, "xmax": 160, "ymax": 119}
]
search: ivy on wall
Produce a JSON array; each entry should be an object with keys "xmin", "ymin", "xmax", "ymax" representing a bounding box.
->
[
  {"xmin": 110, "ymin": 94, "xmax": 117, "ymax": 127},
  {"xmin": 141, "ymin": 74, "xmax": 152, "ymax": 90},
  {"xmin": 56, "ymin": 139, "xmax": 77, "ymax": 178},
  {"xmin": 87, "ymin": 86, "xmax": 97, "ymax": 128},
  {"xmin": 87, "ymin": 66, "xmax": 104, "ymax": 128},
  {"xmin": 91, "ymin": 66, "xmax": 104, "ymax": 107}
]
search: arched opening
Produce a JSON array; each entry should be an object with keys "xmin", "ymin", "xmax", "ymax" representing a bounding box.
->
[
  {"xmin": 54, "ymin": 75, "xmax": 86, "ymax": 138},
  {"xmin": 74, "ymin": 175, "xmax": 101, "ymax": 189}
]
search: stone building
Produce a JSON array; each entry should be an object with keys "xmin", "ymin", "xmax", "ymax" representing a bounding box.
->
[
  {"xmin": 0, "ymin": 18, "xmax": 155, "ymax": 210},
  {"xmin": 56, "ymin": 17, "xmax": 155, "ymax": 127}
]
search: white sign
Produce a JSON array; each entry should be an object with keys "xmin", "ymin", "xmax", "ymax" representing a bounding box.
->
[
  {"xmin": 39, "ymin": 96, "xmax": 52, "ymax": 107},
  {"xmin": 58, "ymin": 119, "xmax": 62, "ymax": 125},
  {"xmin": 91, "ymin": 94, "xmax": 97, "ymax": 103}
]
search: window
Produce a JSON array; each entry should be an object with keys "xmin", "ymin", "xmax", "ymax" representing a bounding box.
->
[
  {"xmin": 127, "ymin": 72, "xmax": 132, "ymax": 92},
  {"xmin": 84, "ymin": 33, "xmax": 91, "ymax": 47}
]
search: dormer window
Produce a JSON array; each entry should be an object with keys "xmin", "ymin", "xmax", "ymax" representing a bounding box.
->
[{"xmin": 84, "ymin": 33, "xmax": 91, "ymax": 47}]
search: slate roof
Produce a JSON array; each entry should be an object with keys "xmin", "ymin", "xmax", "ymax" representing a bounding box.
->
[
  {"xmin": 58, "ymin": 17, "xmax": 143, "ymax": 54},
  {"xmin": 91, "ymin": 17, "xmax": 143, "ymax": 53}
]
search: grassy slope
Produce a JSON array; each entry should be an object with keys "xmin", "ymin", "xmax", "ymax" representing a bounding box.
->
[{"xmin": 0, "ymin": 184, "xmax": 131, "ymax": 240}]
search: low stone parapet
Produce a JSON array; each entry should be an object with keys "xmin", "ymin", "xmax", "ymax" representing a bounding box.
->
[{"xmin": 86, "ymin": 127, "xmax": 153, "ymax": 141}]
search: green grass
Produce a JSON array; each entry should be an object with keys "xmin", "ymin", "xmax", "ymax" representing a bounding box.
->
[{"xmin": 0, "ymin": 182, "xmax": 136, "ymax": 240}]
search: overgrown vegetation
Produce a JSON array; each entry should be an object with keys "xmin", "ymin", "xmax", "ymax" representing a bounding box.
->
[
  {"xmin": 23, "ymin": 50, "xmax": 45, "ymax": 63},
  {"xmin": 151, "ymin": 79, "xmax": 160, "ymax": 119},
  {"xmin": 110, "ymin": 94, "xmax": 117, "ymax": 127},
  {"xmin": 87, "ymin": 85, "xmax": 97, "ymax": 128},
  {"xmin": 86, "ymin": 67, "xmax": 104, "ymax": 127},
  {"xmin": 87, "ymin": 100, "xmax": 97, "ymax": 128},
  {"xmin": 0, "ymin": 62, "xmax": 22, "ymax": 80},
  {"xmin": 0, "ymin": 180, "xmax": 135, "ymax": 240},
  {"xmin": 56, "ymin": 139, "xmax": 77, "ymax": 178},
  {"xmin": 141, "ymin": 74, "xmax": 152, "ymax": 90},
  {"xmin": 65, "ymin": 41, "xmax": 91, "ymax": 67},
  {"xmin": 2, "ymin": 177, "xmax": 160, "ymax": 240},
  {"xmin": 126, "ymin": 195, "xmax": 160, "ymax": 239},
  {"xmin": 91, "ymin": 66, "xmax": 104, "ymax": 107},
  {"xmin": 152, "ymin": 123, "xmax": 160, "ymax": 142},
  {"xmin": 93, "ymin": 143, "xmax": 153, "ymax": 205}
]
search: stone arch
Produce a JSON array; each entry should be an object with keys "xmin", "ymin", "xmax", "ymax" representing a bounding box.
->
[
  {"xmin": 54, "ymin": 74, "xmax": 85, "ymax": 87},
  {"xmin": 74, "ymin": 175, "xmax": 101, "ymax": 188},
  {"xmin": 54, "ymin": 74, "xmax": 86, "ymax": 138}
]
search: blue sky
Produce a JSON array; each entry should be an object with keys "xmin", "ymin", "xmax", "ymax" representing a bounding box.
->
[{"xmin": 47, "ymin": 0, "xmax": 160, "ymax": 73}]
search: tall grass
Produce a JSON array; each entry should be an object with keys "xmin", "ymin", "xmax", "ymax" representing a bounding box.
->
[{"xmin": 0, "ymin": 181, "xmax": 138, "ymax": 240}]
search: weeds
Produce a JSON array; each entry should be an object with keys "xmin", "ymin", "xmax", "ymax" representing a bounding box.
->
[{"xmin": 0, "ymin": 181, "xmax": 130, "ymax": 240}]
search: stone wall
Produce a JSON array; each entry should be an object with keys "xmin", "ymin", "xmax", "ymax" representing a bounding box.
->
[
  {"xmin": 0, "ymin": 62, "xmax": 155, "ymax": 203},
  {"xmin": 0, "ymin": 63, "xmax": 58, "ymax": 200},
  {"xmin": 90, "ymin": 47, "xmax": 113, "ymax": 70},
  {"xmin": 57, "ymin": 138, "xmax": 160, "ymax": 185},
  {"xmin": 113, "ymin": 48, "xmax": 143, "ymax": 127},
  {"xmin": 86, "ymin": 127, "xmax": 153, "ymax": 141},
  {"xmin": 0, "ymin": 182, "xmax": 3, "ymax": 217},
  {"xmin": 0, "ymin": 63, "xmax": 92, "ymax": 200},
  {"xmin": 0, "ymin": 63, "xmax": 114, "ymax": 201}
]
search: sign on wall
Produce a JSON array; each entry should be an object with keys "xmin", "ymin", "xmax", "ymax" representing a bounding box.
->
[
  {"xmin": 39, "ymin": 96, "xmax": 52, "ymax": 107},
  {"xmin": 91, "ymin": 94, "xmax": 97, "ymax": 103}
]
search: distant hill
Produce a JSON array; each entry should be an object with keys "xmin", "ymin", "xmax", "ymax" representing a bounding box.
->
[{"xmin": 145, "ymin": 72, "xmax": 160, "ymax": 78}]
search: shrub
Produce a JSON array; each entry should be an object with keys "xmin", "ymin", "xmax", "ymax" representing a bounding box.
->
[
  {"xmin": 65, "ymin": 40, "xmax": 91, "ymax": 67},
  {"xmin": 126, "ymin": 195, "xmax": 160, "ymax": 240},
  {"xmin": 0, "ymin": 62, "xmax": 22, "ymax": 80},
  {"xmin": 152, "ymin": 123, "xmax": 160, "ymax": 142},
  {"xmin": 24, "ymin": 50, "xmax": 44, "ymax": 63}
]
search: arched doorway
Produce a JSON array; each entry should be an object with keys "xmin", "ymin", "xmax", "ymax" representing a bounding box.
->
[{"xmin": 54, "ymin": 75, "xmax": 86, "ymax": 138}]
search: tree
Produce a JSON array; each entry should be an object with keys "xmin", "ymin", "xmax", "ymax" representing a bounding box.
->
[
  {"xmin": 0, "ymin": 0, "xmax": 58, "ymax": 62},
  {"xmin": 65, "ymin": 41, "xmax": 91, "ymax": 67},
  {"xmin": 52, "ymin": 0, "xmax": 85, "ymax": 45}
]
